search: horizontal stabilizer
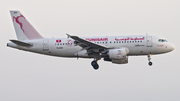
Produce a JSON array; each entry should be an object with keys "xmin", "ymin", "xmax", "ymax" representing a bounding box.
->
[{"xmin": 10, "ymin": 40, "xmax": 32, "ymax": 46}]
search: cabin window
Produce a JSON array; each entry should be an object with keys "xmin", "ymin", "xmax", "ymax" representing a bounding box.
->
[
  {"xmin": 127, "ymin": 41, "xmax": 129, "ymax": 43},
  {"xmin": 119, "ymin": 41, "xmax": 121, "ymax": 43},
  {"xmin": 124, "ymin": 41, "xmax": 126, "ymax": 43},
  {"xmin": 110, "ymin": 42, "xmax": 111, "ymax": 43}
]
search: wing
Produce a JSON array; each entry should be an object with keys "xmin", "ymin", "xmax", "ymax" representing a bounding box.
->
[{"xmin": 67, "ymin": 34, "xmax": 108, "ymax": 53}]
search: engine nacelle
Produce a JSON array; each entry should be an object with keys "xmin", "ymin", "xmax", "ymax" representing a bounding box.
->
[
  {"xmin": 108, "ymin": 48, "xmax": 129, "ymax": 60},
  {"xmin": 112, "ymin": 56, "xmax": 128, "ymax": 64},
  {"xmin": 104, "ymin": 56, "xmax": 128, "ymax": 64}
]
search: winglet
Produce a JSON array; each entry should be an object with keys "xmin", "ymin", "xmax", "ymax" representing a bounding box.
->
[{"xmin": 66, "ymin": 33, "xmax": 71, "ymax": 38}]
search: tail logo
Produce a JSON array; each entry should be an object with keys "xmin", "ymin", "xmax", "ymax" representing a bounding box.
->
[
  {"xmin": 13, "ymin": 14, "xmax": 25, "ymax": 32},
  {"xmin": 11, "ymin": 12, "xmax": 43, "ymax": 40}
]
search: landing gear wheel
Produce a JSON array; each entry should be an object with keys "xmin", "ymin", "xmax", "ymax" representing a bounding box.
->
[
  {"xmin": 147, "ymin": 54, "xmax": 153, "ymax": 66},
  {"xmin": 148, "ymin": 62, "xmax": 153, "ymax": 66},
  {"xmin": 91, "ymin": 61, "xmax": 99, "ymax": 70}
]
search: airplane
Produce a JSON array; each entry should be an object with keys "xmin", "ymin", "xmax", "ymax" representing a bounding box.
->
[{"xmin": 7, "ymin": 10, "xmax": 175, "ymax": 70}]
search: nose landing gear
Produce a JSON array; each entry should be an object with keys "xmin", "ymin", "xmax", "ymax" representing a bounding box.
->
[{"xmin": 148, "ymin": 54, "xmax": 153, "ymax": 66}]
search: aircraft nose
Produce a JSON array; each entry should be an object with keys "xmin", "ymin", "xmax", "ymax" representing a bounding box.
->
[{"xmin": 169, "ymin": 44, "xmax": 175, "ymax": 51}]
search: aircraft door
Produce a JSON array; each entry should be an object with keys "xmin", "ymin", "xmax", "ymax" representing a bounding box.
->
[
  {"xmin": 146, "ymin": 36, "xmax": 152, "ymax": 47},
  {"xmin": 43, "ymin": 39, "xmax": 49, "ymax": 51}
]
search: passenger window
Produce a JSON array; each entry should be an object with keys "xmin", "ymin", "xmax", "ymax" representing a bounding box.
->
[
  {"xmin": 127, "ymin": 41, "xmax": 129, "ymax": 43},
  {"xmin": 119, "ymin": 41, "xmax": 121, "ymax": 43}
]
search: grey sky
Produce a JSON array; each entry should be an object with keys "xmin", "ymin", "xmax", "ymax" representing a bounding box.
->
[{"xmin": 0, "ymin": 0, "xmax": 179, "ymax": 101}]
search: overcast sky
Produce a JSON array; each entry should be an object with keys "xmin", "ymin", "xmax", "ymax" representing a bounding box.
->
[{"xmin": 0, "ymin": 0, "xmax": 179, "ymax": 101}]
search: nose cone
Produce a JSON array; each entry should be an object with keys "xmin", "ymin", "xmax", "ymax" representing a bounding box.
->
[{"xmin": 169, "ymin": 44, "xmax": 175, "ymax": 51}]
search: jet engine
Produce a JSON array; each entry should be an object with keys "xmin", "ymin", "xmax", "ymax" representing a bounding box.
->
[
  {"xmin": 104, "ymin": 48, "xmax": 129, "ymax": 64},
  {"xmin": 108, "ymin": 48, "xmax": 129, "ymax": 60}
]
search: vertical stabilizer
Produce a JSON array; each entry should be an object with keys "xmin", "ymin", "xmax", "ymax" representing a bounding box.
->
[{"xmin": 10, "ymin": 10, "xmax": 43, "ymax": 40}]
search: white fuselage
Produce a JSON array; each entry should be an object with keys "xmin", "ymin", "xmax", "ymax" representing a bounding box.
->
[{"xmin": 7, "ymin": 35, "xmax": 175, "ymax": 58}]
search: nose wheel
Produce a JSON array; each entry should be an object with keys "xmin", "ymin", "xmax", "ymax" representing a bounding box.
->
[
  {"xmin": 91, "ymin": 61, "xmax": 99, "ymax": 70},
  {"xmin": 148, "ymin": 54, "xmax": 153, "ymax": 66},
  {"xmin": 148, "ymin": 61, "xmax": 153, "ymax": 66}
]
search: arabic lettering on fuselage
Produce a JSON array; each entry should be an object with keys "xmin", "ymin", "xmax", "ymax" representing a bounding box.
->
[
  {"xmin": 86, "ymin": 38, "xmax": 108, "ymax": 41},
  {"xmin": 115, "ymin": 37, "xmax": 145, "ymax": 41}
]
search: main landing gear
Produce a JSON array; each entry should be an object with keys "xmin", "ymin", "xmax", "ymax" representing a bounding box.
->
[
  {"xmin": 91, "ymin": 58, "xmax": 100, "ymax": 70},
  {"xmin": 91, "ymin": 61, "xmax": 99, "ymax": 70},
  {"xmin": 148, "ymin": 54, "xmax": 153, "ymax": 66}
]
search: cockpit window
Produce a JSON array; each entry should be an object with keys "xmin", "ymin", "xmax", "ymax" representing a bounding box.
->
[{"xmin": 158, "ymin": 39, "xmax": 168, "ymax": 42}]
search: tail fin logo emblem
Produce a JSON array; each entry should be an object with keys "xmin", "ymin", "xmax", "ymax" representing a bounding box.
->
[{"xmin": 13, "ymin": 14, "xmax": 25, "ymax": 32}]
